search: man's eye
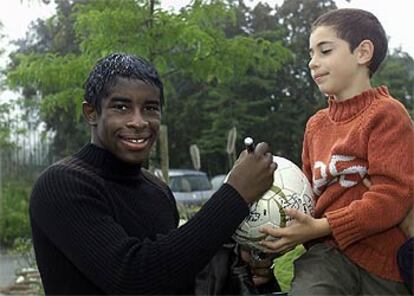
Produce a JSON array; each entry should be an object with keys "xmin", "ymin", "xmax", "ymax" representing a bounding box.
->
[
  {"xmin": 113, "ymin": 104, "xmax": 128, "ymax": 111},
  {"xmin": 145, "ymin": 105, "xmax": 161, "ymax": 112},
  {"xmin": 321, "ymin": 49, "xmax": 332, "ymax": 55}
]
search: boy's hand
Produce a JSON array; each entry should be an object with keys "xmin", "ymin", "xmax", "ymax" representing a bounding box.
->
[
  {"xmin": 226, "ymin": 142, "xmax": 276, "ymax": 204},
  {"xmin": 258, "ymin": 208, "xmax": 331, "ymax": 254},
  {"xmin": 400, "ymin": 205, "xmax": 414, "ymax": 238}
]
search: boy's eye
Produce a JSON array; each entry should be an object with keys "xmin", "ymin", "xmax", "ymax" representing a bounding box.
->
[{"xmin": 321, "ymin": 49, "xmax": 332, "ymax": 54}]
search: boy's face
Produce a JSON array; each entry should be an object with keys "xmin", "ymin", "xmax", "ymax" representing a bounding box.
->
[
  {"xmin": 90, "ymin": 77, "xmax": 161, "ymax": 164},
  {"xmin": 308, "ymin": 26, "xmax": 368, "ymax": 100}
]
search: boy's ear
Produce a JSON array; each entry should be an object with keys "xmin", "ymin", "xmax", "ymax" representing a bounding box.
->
[
  {"xmin": 356, "ymin": 39, "xmax": 374, "ymax": 66},
  {"xmin": 82, "ymin": 101, "xmax": 98, "ymax": 126}
]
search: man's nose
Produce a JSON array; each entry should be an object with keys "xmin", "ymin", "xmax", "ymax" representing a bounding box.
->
[{"xmin": 126, "ymin": 109, "xmax": 149, "ymax": 129}]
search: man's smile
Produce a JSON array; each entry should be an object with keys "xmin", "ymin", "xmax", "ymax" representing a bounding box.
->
[{"xmin": 118, "ymin": 133, "xmax": 152, "ymax": 150}]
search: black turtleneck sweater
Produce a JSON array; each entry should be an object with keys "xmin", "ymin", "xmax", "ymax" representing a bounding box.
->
[{"xmin": 30, "ymin": 144, "xmax": 249, "ymax": 295}]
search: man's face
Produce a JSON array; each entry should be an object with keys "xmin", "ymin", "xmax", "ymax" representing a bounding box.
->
[
  {"xmin": 91, "ymin": 77, "xmax": 161, "ymax": 164},
  {"xmin": 308, "ymin": 26, "xmax": 367, "ymax": 100}
]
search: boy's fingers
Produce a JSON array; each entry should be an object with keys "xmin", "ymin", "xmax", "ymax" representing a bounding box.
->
[
  {"xmin": 260, "ymin": 225, "xmax": 284, "ymax": 237},
  {"xmin": 284, "ymin": 208, "xmax": 310, "ymax": 224},
  {"xmin": 260, "ymin": 238, "xmax": 295, "ymax": 254}
]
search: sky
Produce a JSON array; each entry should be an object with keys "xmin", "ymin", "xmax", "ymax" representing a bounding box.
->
[{"xmin": 0, "ymin": 0, "xmax": 413, "ymax": 65}]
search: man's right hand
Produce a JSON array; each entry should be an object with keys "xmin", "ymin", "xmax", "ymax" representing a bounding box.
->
[{"xmin": 226, "ymin": 142, "xmax": 276, "ymax": 204}]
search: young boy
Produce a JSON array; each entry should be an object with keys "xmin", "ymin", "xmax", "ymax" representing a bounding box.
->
[{"xmin": 259, "ymin": 8, "xmax": 414, "ymax": 295}]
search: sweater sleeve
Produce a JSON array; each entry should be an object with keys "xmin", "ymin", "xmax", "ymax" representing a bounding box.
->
[
  {"xmin": 30, "ymin": 166, "xmax": 249, "ymax": 294},
  {"xmin": 325, "ymin": 99, "xmax": 414, "ymax": 249},
  {"xmin": 301, "ymin": 118, "xmax": 314, "ymax": 184}
]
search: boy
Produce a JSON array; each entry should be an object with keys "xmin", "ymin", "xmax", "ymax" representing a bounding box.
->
[
  {"xmin": 29, "ymin": 52, "xmax": 277, "ymax": 294},
  {"xmin": 259, "ymin": 8, "xmax": 414, "ymax": 295}
]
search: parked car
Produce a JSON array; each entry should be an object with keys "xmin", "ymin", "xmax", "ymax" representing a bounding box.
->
[
  {"xmin": 210, "ymin": 174, "xmax": 227, "ymax": 191},
  {"xmin": 154, "ymin": 169, "xmax": 215, "ymax": 206}
]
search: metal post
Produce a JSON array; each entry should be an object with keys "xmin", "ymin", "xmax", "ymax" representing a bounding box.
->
[{"xmin": 159, "ymin": 125, "xmax": 169, "ymax": 184}]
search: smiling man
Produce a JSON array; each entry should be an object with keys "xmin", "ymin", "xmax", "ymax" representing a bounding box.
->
[
  {"xmin": 29, "ymin": 52, "xmax": 278, "ymax": 295},
  {"xmin": 85, "ymin": 77, "xmax": 161, "ymax": 164}
]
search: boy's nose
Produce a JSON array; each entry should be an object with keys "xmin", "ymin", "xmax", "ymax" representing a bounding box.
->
[{"xmin": 308, "ymin": 56, "xmax": 318, "ymax": 70}]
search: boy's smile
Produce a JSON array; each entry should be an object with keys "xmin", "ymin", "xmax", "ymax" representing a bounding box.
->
[
  {"xmin": 90, "ymin": 77, "xmax": 161, "ymax": 164},
  {"xmin": 309, "ymin": 26, "xmax": 371, "ymax": 100}
]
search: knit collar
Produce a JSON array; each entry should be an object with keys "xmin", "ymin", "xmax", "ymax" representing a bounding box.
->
[
  {"xmin": 328, "ymin": 86, "xmax": 389, "ymax": 122},
  {"xmin": 75, "ymin": 143, "xmax": 142, "ymax": 180}
]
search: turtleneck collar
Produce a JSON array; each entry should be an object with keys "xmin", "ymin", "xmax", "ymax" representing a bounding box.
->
[
  {"xmin": 74, "ymin": 143, "xmax": 142, "ymax": 180},
  {"xmin": 328, "ymin": 86, "xmax": 389, "ymax": 122}
]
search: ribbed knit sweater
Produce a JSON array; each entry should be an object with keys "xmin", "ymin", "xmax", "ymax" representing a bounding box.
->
[
  {"xmin": 30, "ymin": 143, "xmax": 249, "ymax": 295},
  {"xmin": 302, "ymin": 86, "xmax": 414, "ymax": 282}
]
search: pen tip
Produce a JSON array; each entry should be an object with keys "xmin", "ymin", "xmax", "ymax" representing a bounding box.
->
[{"xmin": 244, "ymin": 137, "xmax": 253, "ymax": 146}]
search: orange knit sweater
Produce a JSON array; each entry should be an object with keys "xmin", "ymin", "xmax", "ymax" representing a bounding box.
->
[{"xmin": 302, "ymin": 86, "xmax": 414, "ymax": 282}]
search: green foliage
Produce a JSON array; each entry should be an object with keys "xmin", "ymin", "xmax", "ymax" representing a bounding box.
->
[
  {"xmin": 4, "ymin": 0, "xmax": 414, "ymax": 174},
  {"xmin": 0, "ymin": 103, "xmax": 17, "ymax": 149},
  {"xmin": 6, "ymin": 0, "xmax": 293, "ymax": 167},
  {"xmin": 0, "ymin": 21, "xmax": 4, "ymax": 57},
  {"xmin": 373, "ymin": 49, "xmax": 414, "ymax": 117},
  {"xmin": 273, "ymin": 245, "xmax": 305, "ymax": 291},
  {"xmin": 11, "ymin": 237, "xmax": 37, "ymax": 269},
  {"xmin": 266, "ymin": 0, "xmax": 337, "ymax": 164},
  {"xmin": 0, "ymin": 178, "xmax": 33, "ymax": 247}
]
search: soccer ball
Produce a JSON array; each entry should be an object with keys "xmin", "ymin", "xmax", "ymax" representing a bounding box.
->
[{"xmin": 232, "ymin": 156, "xmax": 314, "ymax": 253}]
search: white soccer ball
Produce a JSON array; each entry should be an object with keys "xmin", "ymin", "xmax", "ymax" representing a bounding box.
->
[{"xmin": 232, "ymin": 156, "xmax": 314, "ymax": 253}]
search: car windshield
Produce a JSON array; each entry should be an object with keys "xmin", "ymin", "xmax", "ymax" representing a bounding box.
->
[{"xmin": 170, "ymin": 175, "xmax": 212, "ymax": 192}]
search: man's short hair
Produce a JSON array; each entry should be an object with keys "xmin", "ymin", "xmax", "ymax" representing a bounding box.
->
[
  {"xmin": 311, "ymin": 8, "xmax": 388, "ymax": 76},
  {"xmin": 83, "ymin": 53, "xmax": 164, "ymax": 113}
]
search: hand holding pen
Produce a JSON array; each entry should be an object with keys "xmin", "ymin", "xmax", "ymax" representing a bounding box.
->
[{"xmin": 226, "ymin": 137, "xmax": 276, "ymax": 204}]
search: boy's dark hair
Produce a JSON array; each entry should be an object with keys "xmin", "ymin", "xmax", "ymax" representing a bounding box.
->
[
  {"xmin": 84, "ymin": 52, "xmax": 164, "ymax": 113},
  {"xmin": 311, "ymin": 8, "xmax": 388, "ymax": 77}
]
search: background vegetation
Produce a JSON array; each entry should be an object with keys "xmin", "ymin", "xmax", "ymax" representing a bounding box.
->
[{"xmin": 0, "ymin": 0, "xmax": 413, "ymax": 291}]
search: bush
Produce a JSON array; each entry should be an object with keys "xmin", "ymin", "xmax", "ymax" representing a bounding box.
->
[
  {"xmin": 0, "ymin": 179, "xmax": 33, "ymax": 247},
  {"xmin": 11, "ymin": 237, "xmax": 37, "ymax": 269}
]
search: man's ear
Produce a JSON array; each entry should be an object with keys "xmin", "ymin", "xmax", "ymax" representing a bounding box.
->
[
  {"xmin": 82, "ymin": 101, "xmax": 98, "ymax": 126},
  {"xmin": 355, "ymin": 39, "xmax": 374, "ymax": 66}
]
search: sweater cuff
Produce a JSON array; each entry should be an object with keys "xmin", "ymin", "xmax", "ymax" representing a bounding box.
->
[
  {"xmin": 325, "ymin": 207, "xmax": 365, "ymax": 249},
  {"xmin": 203, "ymin": 183, "xmax": 249, "ymax": 225}
]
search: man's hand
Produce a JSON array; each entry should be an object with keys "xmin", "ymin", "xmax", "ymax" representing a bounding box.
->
[
  {"xmin": 259, "ymin": 208, "xmax": 331, "ymax": 254},
  {"xmin": 240, "ymin": 249, "xmax": 275, "ymax": 286},
  {"xmin": 226, "ymin": 142, "xmax": 276, "ymax": 204}
]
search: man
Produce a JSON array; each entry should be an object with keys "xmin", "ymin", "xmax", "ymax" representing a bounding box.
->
[{"xmin": 30, "ymin": 52, "xmax": 277, "ymax": 294}]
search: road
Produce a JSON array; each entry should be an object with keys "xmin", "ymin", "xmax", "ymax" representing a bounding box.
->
[{"xmin": 0, "ymin": 247, "xmax": 19, "ymax": 288}]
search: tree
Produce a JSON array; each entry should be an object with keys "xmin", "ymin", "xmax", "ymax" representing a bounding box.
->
[
  {"xmin": 7, "ymin": 0, "xmax": 85, "ymax": 158},
  {"xmin": 164, "ymin": 0, "xmax": 291, "ymax": 173},
  {"xmin": 263, "ymin": 0, "xmax": 339, "ymax": 164},
  {"xmin": 12, "ymin": 0, "xmax": 411, "ymax": 176},
  {"xmin": 6, "ymin": 0, "xmax": 292, "ymax": 172},
  {"xmin": 373, "ymin": 49, "xmax": 414, "ymax": 117},
  {"xmin": 0, "ymin": 21, "xmax": 4, "ymax": 57}
]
